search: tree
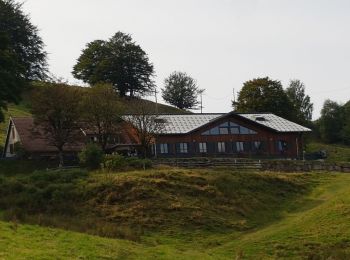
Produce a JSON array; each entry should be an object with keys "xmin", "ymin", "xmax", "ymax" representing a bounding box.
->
[
  {"xmin": 161, "ymin": 71, "xmax": 201, "ymax": 110},
  {"xmin": 31, "ymin": 83, "xmax": 82, "ymax": 167},
  {"xmin": 72, "ymin": 32, "xmax": 155, "ymax": 97},
  {"xmin": 0, "ymin": 0, "xmax": 47, "ymax": 121},
  {"xmin": 342, "ymin": 100, "xmax": 350, "ymax": 145},
  {"xmin": 319, "ymin": 100, "xmax": 344, "ymax": 144},
  {"xmin": 235, "ymin": 77, "xmax": 294, "ymax": 119},
  {"xmin": 286, "ymin": 80, "xmax": 313, "ymax": 124},
  {"xmin": 80, "ymin": 84, "xmax": 124, "ymax": 152},
  {"xmin": 124, "ymin": 102, "xmax": 166, "ymax": 158}
]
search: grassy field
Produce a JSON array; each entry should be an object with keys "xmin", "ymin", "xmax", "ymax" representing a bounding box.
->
[{"xmin": 1, "ymin": 163, "xmax": 350, "ymax": 259}]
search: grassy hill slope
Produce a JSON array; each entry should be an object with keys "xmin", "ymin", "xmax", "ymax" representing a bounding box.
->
[{"xmin": 2, "ymin": 163, "xmax": 350, "ymax": 258}]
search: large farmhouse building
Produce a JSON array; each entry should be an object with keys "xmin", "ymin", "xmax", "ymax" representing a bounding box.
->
[
  {"xmin": 3, "ymin": 112, "xmax": 311, "ymax": 159},
  {"xmin": 150, "ymin": 112, "xmax": 311, "ymax": 159}
]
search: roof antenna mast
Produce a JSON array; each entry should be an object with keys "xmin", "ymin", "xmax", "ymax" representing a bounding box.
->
[
  {"xmin": 232, "ymin": 88, "xmax": 237, "ymax": 112},
  {"xmin": 154, "ymin": 88, "xmax": 158, "ymax": 116},
  {"xmin": 198, "ymin": 89, "xmax": 205, "ymax": 114}
]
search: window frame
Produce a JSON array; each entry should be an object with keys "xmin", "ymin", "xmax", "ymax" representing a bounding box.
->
[
  {"xmin": 217, "ymin": 142, "xmax": 226, "ymax": 153},
  {"xmin": 179, "ymin": 143, "xmax": 188, "ymax": 153},
  {"xmin": 199, "ymin": 142, "xmax": 207, "ymax": 153},
  {"xmin": 160, "ymin": 143, "xmax": 169, "ymax": 154}
]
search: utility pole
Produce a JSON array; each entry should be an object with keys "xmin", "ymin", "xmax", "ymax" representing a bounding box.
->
[
  {"xmin": 232, "ymin": 88, "xmax": 237, "ymax": 111},
  {"xmin": 198, "ymin": 89, "xmax": 205, "ymax": 114},
  {"xmin": 154, "ymin": 88, "xmax": 158, "ymax": 115}
]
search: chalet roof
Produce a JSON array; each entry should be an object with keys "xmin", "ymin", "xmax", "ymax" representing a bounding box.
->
[
  {"xmin": 138, "ymin": 112, "xmax": 311, "ymax": 134},
  {"xmin": 10, "ymin": 117, "xmax": 85, "ymax": 153},
  {"xmin": 7, "ymin": 117, "xmax": 140, "ymax": 154}
]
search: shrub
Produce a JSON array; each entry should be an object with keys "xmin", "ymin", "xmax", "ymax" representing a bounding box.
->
[
  {"xmin": 103, "ymin": 154, "xmax": 152, "ymax": 171},
  {"xmin": 79, "ymin": 143, "xmax": 105, "ymax": 169}
]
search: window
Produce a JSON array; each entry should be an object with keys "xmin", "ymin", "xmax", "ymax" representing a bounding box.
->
[
  {"xmin": 219, "ymin": 127, "xmax": 229, "ymax": 135},
  {"xmin": 218, "ymin": 142, "xmax": 225, "ymax": 153},
  {"xmin": 160, "ymin": 143, "xmax": 168, "ymax": 154},
  {"xmin": 199, "ymin": 142, "xmax": 207, "ymax": 153},
  {"xmin": 179, "ymin": 143, "xmax": 188, "ymax": 153},
  {"xmin": 202, "ymin": 121, "xmax": 257, "ymax": 136},
  {"xmin": 253, "ymin": 141, "xmax": 261, "ymax": 149},
  {"xmin": 90, "ymin": 136, "xmax": 98, "ymax": 142},
  {"xmin": 236, "ymin": 142, "xmax": 244, "ymax": 152},
  {"xmin": 278, "ymin": 140, "xmax": 288, "ymax": 152}
]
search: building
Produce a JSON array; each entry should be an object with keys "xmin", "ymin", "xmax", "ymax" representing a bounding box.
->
[
  {"xmin": 3, "ymin": 112, "xmax": 311, "ymax": 160},
  {"xmin": 2, "ymin": 117, "xmax": 139, "ymax": 159},
  {"xmin": 149, "ymin": 112, "xmax": 311, "ymax": 159}
]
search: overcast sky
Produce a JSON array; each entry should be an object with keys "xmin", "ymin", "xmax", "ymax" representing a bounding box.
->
[{"xmin": 22, "ymin": 0, "xmax": 350, "ymax": 119}]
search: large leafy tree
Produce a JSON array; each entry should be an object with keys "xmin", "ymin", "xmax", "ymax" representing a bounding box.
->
[
  {"xmin": 342, "ymin": 100, "xmax": 350, "ymax": 145},
  {"xmin": 162, "ymin": 71, "xmax": 201, "ymax": 110},
  {"xmin": 0, "ymin": 0, "xmax": 47, "ymax": 121},
  {"xmin": 73, "ymin": 32, "xmax": 155, "ymax": 97},
  {"xmin": 286, "ymin": 79, "xmax": 313, "ymax": 124},
  {"xmin": 31, "ymin": 83, "xmax": 82, "ymax": 167},
  {"xmin": 319, "ymin": 100, "xmax": 344, "ymax": 144},
  {"xmin": 80, "ymin": 84, "xmax": 124, "ymax": 152},
  {"xmin": 235, "ymin": 77, "xmax": 294, "ymax": 119}
]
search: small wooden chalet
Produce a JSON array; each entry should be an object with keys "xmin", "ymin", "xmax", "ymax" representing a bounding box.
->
[
  {"xmin": 2, "ymin": 117, "xmax": 140, "ymax": 159},
  {"xmin": 147, "ymin": 112, "xmax": 311, "ymax": 159}
]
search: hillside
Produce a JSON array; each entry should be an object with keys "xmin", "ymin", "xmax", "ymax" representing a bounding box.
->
[{"xmin": 1, "ymin": 164, "xmax": 350, "ymax": 258}]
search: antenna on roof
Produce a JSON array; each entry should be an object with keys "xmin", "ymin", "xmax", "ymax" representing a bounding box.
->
[
  {"xmin": 154, "ymin": 88, "xmax": 158, "ymax": 116},
  {"xmin": 232, "ymin": 88, "xmax": 238, "ymax": 112},
  {"xmin": 198, "ymin": 89, "xmax": 205, "ymax": 114}
]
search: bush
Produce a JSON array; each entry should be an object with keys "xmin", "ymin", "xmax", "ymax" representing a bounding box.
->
[
  {"xmin": 79, "ymin": 143, "xmax": 105, "ymax": 169},
  {"xmin": 103, "ymin": 154, "xmax": 152, "ymax": 171}
]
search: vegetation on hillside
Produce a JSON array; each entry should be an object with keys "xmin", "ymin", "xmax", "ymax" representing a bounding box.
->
[{"xmin": 1, "ymin": 163, "xmax": 350, "ymax": 259}]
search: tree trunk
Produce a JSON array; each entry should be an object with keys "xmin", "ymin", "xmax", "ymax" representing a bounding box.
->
[{"xmin": 58, "ymin": 149, "xmax": 64, "ymax": 168}]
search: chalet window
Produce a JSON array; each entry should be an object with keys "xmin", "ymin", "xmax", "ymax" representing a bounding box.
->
[
  {"xmin": 199, "ymin": 142, "xmax": 207, "ymax": 153},
  {"xmin": 178, "ymin": 143, "xmax": 188, "ymax": 153},
  {"xmin": 236, "ymin": 142, "xmax": 244, "ymax": 152},
  {"xmin": 277, "ymin": 140, "xmax": 288, "ymax": 152},
  {"xmin": 218, "ymin": 142, "xmax": 225, "ymax": 153},
  {"xmin": 160, "ymin": 143, "xmax": 168, "ymax": 154},
  {"xmin": 202, "ymin": 121, "xmax": 257, "ymax": 136},
  {"xmin": 90, "ymin": 136, "xmax": 98, "ymax": 142}
]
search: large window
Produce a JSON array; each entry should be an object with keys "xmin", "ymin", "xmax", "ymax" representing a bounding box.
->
[
  {"xmin": 202, "ymin": 121, "xmax": 256, "ymax": 136},
  {"xmin": 199, "ymin": 142, "xmax": 207, "ymax": 153},
  {"xmin": 218, "ymin": 142, "xmax": 226, "ymax": 153},
  {"xmin": 160, "ymin": 143, "xmax": 169, "ymax": 154},
  {"xmin": 178, "ymin": 143, "xmax": 188, "ymax": 153},
  {"xmin": 236, "ymin": 142, "xmax": 244, "ymax": 152}
]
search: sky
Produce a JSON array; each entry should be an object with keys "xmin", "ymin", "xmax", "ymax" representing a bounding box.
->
[{"xmin": 21, "ymin": 0, "xmax": 350, "ymax": 119}]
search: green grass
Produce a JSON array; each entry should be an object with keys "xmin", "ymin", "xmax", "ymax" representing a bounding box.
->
[
  {"xmin": 307, "ymin": 142, "xmax": 350, "ymax": 162},
  {"xmin": 2, "ymin": 162, "xmax": 350, "ymax": 259}
]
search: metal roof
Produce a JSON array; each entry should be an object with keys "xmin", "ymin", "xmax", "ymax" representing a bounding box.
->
[
  {"xmin": 238, "ymin": 113, "xmax": 312, "ymax": 133},
  {"xmin": 158, "ymin": 114, "xmax": 223, "ymax": 134},
  {"xmin": 124, "ymin": 113, "xmax": 312, "ymax": 135}
]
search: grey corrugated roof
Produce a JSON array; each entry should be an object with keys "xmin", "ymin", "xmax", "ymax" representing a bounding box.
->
[
  {"xmin": 158, "ymin": 114, "xmax": 223, "ymax": 134},
  {"xmin": 238, "ymin": 113, "xmax": 312, "ymax": 133},
  {"xmin": 124, "ymin": 113, "xmax": 311, "ymax": 134}
]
